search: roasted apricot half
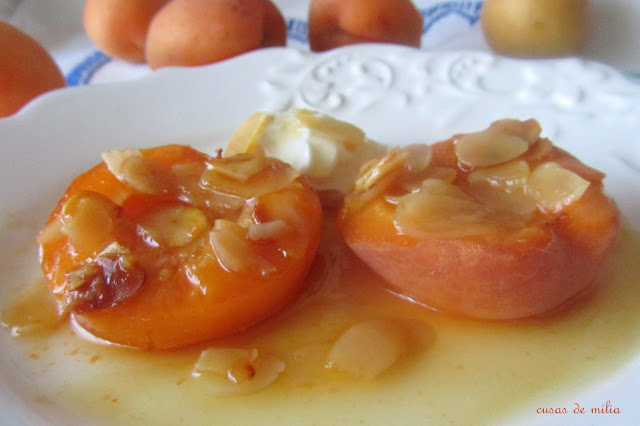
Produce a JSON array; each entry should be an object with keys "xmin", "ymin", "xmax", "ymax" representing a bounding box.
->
[
  {"xmin": 39, "ymin": 145, "xmax": 322, "ymax": 349},
  {"xmin": 338, "ymin": 119, "xmax": 620, "ymax": 319}
]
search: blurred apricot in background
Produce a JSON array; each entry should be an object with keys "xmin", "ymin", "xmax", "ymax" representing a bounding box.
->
[
  {"xmin": 308, "ymin": 0, "xmax": 423, "ymax": 52},
  {"xmin": 83, "ymin": 0, "xmax": 171, "ymax": 63},
  {"xmin": 145, "ymin": 0, "xmax": 287, "ymax": 69},
  {"xmin": 0, "ymin": 21, "xmax": 66, "ymax": 118}
]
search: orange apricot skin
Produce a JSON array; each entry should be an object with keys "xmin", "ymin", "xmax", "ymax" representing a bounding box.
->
[
  {"xmin": 145, "ymin": 0, "xmax": 287, "ymax": 69},
  {"xmin": 0, "ymin": 22, "xmax": 66, "ymax": 117},
  {"xmin": 83, "ymin": 0, "xmax": 170, "ymax": 63},
  {"xmin": 338, "ymin": 142, "xmax": 620, "ymax": 320},
  {"xmin": 40, "ymin": 145, "xmax": 322, "ymax": 349},
  {"xmin": 308, "ymin": 0, "xmax": 423, "ymax": 52}
]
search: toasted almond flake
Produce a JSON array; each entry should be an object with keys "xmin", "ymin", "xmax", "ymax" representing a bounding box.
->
[
  {"xmin": 247, "ymin": 220, "xmax": 290, "ymax": 241},
  {"xmin": 209, "ymin": 219, "xmax": 276, "ymax": 274},
  {"xmin": 193, "ymin": 347, "xmax": 285, "ymax": 396},
  {"xmin": 404, "ymin": 144, "xmax": 432, "ymax": 174},
  {"xmin": 468, "ymin": 160, "xmax": 531, "ymax": 190},
  {"xmin": 393, "ymin": 179, "xmax": 498, "ymax": 238},
  {"xmin": 456, "ymin": 128, "xmax": 530, "ymax": 168},
  {"xmin": 60, "ymin": 191, "xmax": 119, "ymax": 255},
  {"xmin": 354, "ymin": 148, "xmax": 409, "ymax": 193},
  {"xmin": 102, "ymin": 149, "xmax": 161, "ymax": 194},
  {"xmin": 470, "ymin": 184, "xmax": 538, "ymax": 218},
  {"xmin": 525, "ymin": 162, "xmax": 590, "ymax": 213},
  {"xmin": 224, "ymin": 112, "xmax": 274, "ymax": 156},
  {"xmin": 325, "ymin": 320, "xmax": 406, "ymax": 379},
  {"xmin": 490, "ymin": 118, "xmax": 542, "ymax": 144},
  {"xmin": 138, "ymin": 205, "xmax": 208, "ymax": 247},
  {"xmin": 201, "ymin": 156, "xmax": 301, "ymax": 199},
  {"xmin": 102, "ymin": 148, "xmax": 142, "ymax": 177},
  {"xmin": 207, "ymin": 150, "xmax": 266, "ymax": 182}
]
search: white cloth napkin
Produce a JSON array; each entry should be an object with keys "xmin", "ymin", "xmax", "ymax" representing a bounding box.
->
[{"xmin": 2, "ymin": 0, "xmax": 639, "ymax": 86}]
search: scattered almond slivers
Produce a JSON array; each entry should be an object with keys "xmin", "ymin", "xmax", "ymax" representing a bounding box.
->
[
  {"xmin": 456, "ymin": 129, "xmax": 529, "ymax": 168},
  {"xmin": 247, "ymin": 220, "xmax": 290, "ymax": 241},
  {"xmin": 490, "ymin": 118, "xmax": 542, "ymax": 144},
  {"xmin": 525, "ymin": 162, "xmax": 590, "ymax": 213},
  {"xmin": 354, "ymin": 148, "xmax": 410, "ymax": 193},
  {"xmin": 138, "ymin": 205, "xmax": 208, "ymax": 247},
  {"xmin": 455, "ymin": 119, "xmax": 542, "ymax": 168},
  {"xmin": 394, "ymin": 178, "xmax": 498, "ymax": 238},
  {"xmin": 102, "ymin": 148, "xmax": 162, "ymax": 194},
  {"xmin": 468, "ymin": 160, "xmax": 537, "ymax": 216},
  {"xmin": 354, "ymin": 144, "xmax": 432, "ymax": 197},
  {"xmin": 192, "ymin": 347, "xmax": 285, "ymax": 396},
  {"xmin": 468, "ymin": 160, "xmax": 530, "ymax": 190},
  {"xmin": 201, "ymin": 157, "xmax": 300, "ymax": 200},
  {"xmin": 209, "ymin": 219, "xmax": 276, "ymax": 275},
  {"xmin": 60, "ymin": 190, "xmax": 119, "ymax": 256},
  {"xmin": 325, "ymin": 319, "xmax": 406, "ymax": 379},
  {"xmin": 207, "ymin": 150, "xmax": 266, "ymax": 182}
]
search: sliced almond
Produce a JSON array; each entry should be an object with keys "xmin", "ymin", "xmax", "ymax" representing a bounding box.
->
[
  {"xmin": 456, "ymin": 128, "xmax": 529, "ymax": 168},
  {"xmin": 247, "ymin": 220, "xmax": 290, "ymax": 241},
  {"xmin": 102, "ymin": 148, "xmax": 142, "ymax": 177},
  {"xmin": 470, "ymin": 184, "xmax": 538, "ymax": 218},
  {"xmin": 325, "ymin": 320, "xmax": 406, "ymax": 379},
  {"xmin": 192, "ymin": 347, "xmax": 285, "ymax": 396},
  {"xmin": 208, "ymin": 219, "xmax": 276, "ymax": 275},
  {"xmin": 60, "ymin": 190, "xmax": 119, "ymax": 256},
  {"xmin": 525, "ymin": 162, "xmax": 590, "ymax": 213},
  {"xmin": 393, "ymin": 179, "xmax": 497, "ymax": 238},
  {"xmin": 201, "ymin": 155, "xmax": 300, "ymax": 199},
  {"xmin": 207, "ymin": 150, "xmax": 266, "ymax": 182},
  {"xmin": 224, "ymin": 112, "xmax": 274, "ymax": 156},
  {"xmin": 102, "ymin": 149, "xmax": 162, "ymax": 194},
  {"xmin": 354, "ymin": 148, "xmax": 409, "ymax": 193},
  {"xmin": 138, "ymin": 205, "xmax": 208, "ymax": 247},
  {"xmin": 468, "ymin": 160, "xmax": 530, "ymax": 190},
  {"xmin": 490, "ymin": 118, "xmax": 542, "ymax": 144}
]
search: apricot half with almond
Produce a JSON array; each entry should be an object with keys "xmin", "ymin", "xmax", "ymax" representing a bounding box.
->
[
  {"xmin": 39, "ymin": 145, "xmax": 322, "ymax": 349},
  {"xmin": 338, "ymin": 119, "xmax": 620, "ymax": 319}
]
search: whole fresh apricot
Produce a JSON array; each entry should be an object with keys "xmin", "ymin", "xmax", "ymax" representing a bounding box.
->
[
  {"xmin": 145, "ymin": 0, "xmax": 287, "ymax": 69},
  {"xmin": 481, "ymin": 0, "xmax": 587, "ymax": 58},
  {"xmin": 83, "ymin": 0, "xmax": 171, "ymax": 63},
  {"xmin": 308, "ymin": 0, "xmax": 423, "ymax": 51},
  {"xmin": 0, "ymin": 21, "xmax": 66, "ymax": 117}
]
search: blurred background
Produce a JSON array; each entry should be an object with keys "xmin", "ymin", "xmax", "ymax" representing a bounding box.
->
[{"xmin": 1, "ymin": 0, "xmax": 639, "ymax": 85}]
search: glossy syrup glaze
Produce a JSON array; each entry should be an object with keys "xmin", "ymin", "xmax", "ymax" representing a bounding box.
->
[{"xmin": 3, "ymin": 216, "xmax": 640, "ymax": 425}]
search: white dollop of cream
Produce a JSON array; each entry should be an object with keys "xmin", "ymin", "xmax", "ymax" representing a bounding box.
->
[{"xmin": 224, "ymin": 109, "xmax": 386, "ymax": 203}]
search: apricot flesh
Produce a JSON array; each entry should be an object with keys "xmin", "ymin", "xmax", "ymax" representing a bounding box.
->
[
  {"xmin": 338, "ymin": 122, "xmax": 620, "ymax": 320},
  {"xmin": 308, "ymin": 0, "xmax": 423, "ymax": 51},
  {"xmin": 39, "ymin": 145, "xmax": 322, "ymax": 349},
  {"xmin": 145, "ymin": 0, "xmax": 287, "ymax": 69}
]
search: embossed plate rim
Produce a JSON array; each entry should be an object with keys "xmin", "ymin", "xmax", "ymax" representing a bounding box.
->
[{"xmin": 0, "ymin": 44, "xmax": 639, "ymax": 425}]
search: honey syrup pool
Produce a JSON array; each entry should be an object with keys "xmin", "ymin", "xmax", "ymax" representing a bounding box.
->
[{"xmin": 2, "ymin": 214, "xmax": 640, "ymax": 425}]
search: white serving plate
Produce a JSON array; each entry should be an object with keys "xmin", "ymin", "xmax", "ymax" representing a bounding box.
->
[{"xmin": 1, "ymin": 44, "xmax": 639, "ymax": 425}]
